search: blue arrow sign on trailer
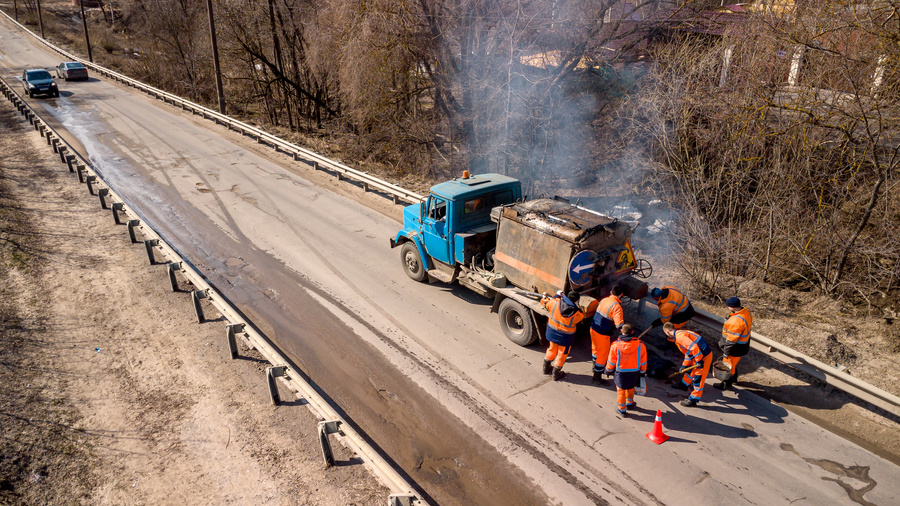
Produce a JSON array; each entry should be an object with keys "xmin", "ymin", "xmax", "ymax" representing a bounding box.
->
[{"xmin": 568, "ymin": 250, "xmax": 597, "ymax": 286}]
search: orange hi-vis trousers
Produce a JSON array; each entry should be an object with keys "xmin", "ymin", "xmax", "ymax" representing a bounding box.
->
[
  {"xmin": 682, "ymin": 354, "xmax": 713, "ymax": 401},
  {"xmin": 616, "ymin": 388, "xmax": 636, "ymax": 412},
  {"xmin": 545, "ymin": 342, "xmax": 572, "ymax": 368},
  {"xmin": 590, "ymin": 329, "xmax": 612, "ymax": 373},
  {"xmin": 723, "ymin": 355, "xmax": 741, "ymax": 374}
]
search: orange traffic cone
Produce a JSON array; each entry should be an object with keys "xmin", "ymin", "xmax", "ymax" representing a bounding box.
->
[{"xmin": 645, "ymin": 409, "xmax": 669, "ymax": 445}]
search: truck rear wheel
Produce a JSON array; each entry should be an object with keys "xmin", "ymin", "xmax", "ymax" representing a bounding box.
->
[
  {"xmin": 498, "ymin": 298, "xmax": 536, "ymax": 346},
  {"xmin": 400, "ymin": 242, "xmax": 427, "ymax": 282}
]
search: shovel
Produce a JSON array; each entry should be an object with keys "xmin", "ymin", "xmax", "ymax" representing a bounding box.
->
[{"xmin": 667, "ymin": 363, "xmax": 701, "ymax": 379}]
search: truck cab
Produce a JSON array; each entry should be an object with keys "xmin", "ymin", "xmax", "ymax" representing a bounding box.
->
[{"xmin": 390, "ymin": 172, "xmax": 521, "ymax": 282}]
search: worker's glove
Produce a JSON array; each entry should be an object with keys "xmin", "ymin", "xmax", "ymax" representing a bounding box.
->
[
  {"xmin": 650, "ymin": 318, "xmax": 662, "ymax": 328},
  {"xmin": 604, "ymin": 369, "xmax": 614, "ymax": 378},
  {"xmin": 722, "ymin": 355, "xmax": 729, "ymax": 360}
]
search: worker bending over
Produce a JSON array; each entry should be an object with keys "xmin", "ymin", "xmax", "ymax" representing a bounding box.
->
[
  {"xmin": 663, "ymin": 322, "xmax": 712, "ymax": 407},
  {"xmin": 585, "ymin": 285, "xmax": 625, "ymax": 385},
  {"xmin": 540, "ymin": 291, "xmax": 584, "ymax": 381},
  {"xmin": 650, "ymin": 286, "xmax": 695, "ymax": 329},
  {"xmin": 715, "ymin": 297, "xmax": 752, "ymax": 390},
  {"xmin": 604, "ymin": 324, "xmax": 647, "ymax": 415}
]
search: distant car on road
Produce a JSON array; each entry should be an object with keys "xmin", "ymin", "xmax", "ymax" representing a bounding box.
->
[
  {"xmin": 56, "ymin": 61, "xmax": 89, "ymax": 81},
  {"xmin": 22, "ymin": 69, "xmax": 58, "ymax": 98}
]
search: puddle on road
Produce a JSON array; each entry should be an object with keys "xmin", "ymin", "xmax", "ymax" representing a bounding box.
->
[{"xmin": 780, "ymin": 443, "xmax": 877, "ymax": 505}]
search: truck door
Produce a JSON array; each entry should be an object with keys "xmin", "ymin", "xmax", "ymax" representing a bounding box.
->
[{"xmin": 423, "ymin": 195, "xmax": 452, "ymax": 265}]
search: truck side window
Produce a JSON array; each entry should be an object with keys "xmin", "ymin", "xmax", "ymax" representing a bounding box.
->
[
  {"xmin": 493, "ymin": 190, "xmax": 514, "ymax": 206},
  {"xmin": 464, "ymin": 197, "xmax": 485, "ymax": 214},
  {"xmin": 428, "ymin": 197, "xmax": 447, "ymax": 221}
]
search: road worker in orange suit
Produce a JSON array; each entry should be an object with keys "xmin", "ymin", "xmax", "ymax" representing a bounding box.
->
[
  {"xmin": 714, "ymin": 297, "xmax": 752, "ymax": 390},
  {"xmin": 584, "ymin": 285, "xmax": 625, "ymax": 386},
  {"xmin": 663, "ymin": 322, "xmax": 712, "ymax": 407},
  {"xmin": 649, "ymin": 286, "xmax": 696, "ymax": 330},
  {"xmin": 540, "ymin": 290, "xmax": 584, "ymax": 381},
  {"xmin": 604, "ymin": 324, "xmax": 647, "ymax": 415}
]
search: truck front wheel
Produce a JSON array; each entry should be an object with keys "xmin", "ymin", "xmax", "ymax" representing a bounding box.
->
[
  {"xmin": 401, "ymin": 242, "xmax": 427, "ymax": 282},
  {"xmin": 498, "ymin": 298, "xmax": 537, "ymax": 346}
]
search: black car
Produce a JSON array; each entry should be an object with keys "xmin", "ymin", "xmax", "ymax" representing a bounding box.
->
[
  {"xmin": 56, "ymin": 61, "xmax": 89, "ymax": 81},
  {"xmin": 22, "ymin": 69, "xmax": 58, "ymax": 98}
]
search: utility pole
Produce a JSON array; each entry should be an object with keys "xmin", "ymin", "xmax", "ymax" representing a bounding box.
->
[
  {"xmin": 13, "ymin": 0, "xmax": 17, "ymax": 22},
  {"xmin": 206, "ymin": 0, "xmax": 226, "ymax": 114},
  {"xmin": 80, "ymin": 0, "xmax": 93, "ymax": 62},
  {"xmin": 35, "ymin": 0, "xmax": 44, "ymax": 39}
]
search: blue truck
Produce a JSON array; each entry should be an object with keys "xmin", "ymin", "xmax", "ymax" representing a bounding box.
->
[{"xmin": 390, "ymin": 172, "xmax": 650, "ymax": 345}]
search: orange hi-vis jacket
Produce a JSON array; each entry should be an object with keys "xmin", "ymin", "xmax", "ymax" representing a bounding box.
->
[
  {"xmin": 542, "ymin": 295, "xmax": 584, "ymax": 347},
  {"xmin": 586, "ymin": 294, "xmax": 624, "ymax": 335},
  {"xmin": 658, "ymin": 286, "xmax": 689, "ymax": 323},
  {"xmin": 721, "ymin": 307, "xmax": 752, "ymax": 357},
  {"xmin": 605, "ymin": 338, "xmax": 648, "ymax": 374},
  {"xmin": 673, "ymin": 329, "xmax": 712, "ymax": 368}
]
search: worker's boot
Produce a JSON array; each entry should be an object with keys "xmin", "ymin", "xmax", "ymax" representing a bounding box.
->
[
  {"xmin": 591, "ymin": 371, "xmax": 606, "ymax": 386},
  {"xmin": 713, "ymin": 380, "xmax": 731, "ymax": 390},
  {"xmin": 551, "ymin": 366, "xmax": 567, "ymax": 381},
  {"xmin": 680, "ymin": 398, "xmax": 699, "ymax": 407},
  {"xmin": 542, "ymin": 359, "xmax": 553, "ymax": 375}
]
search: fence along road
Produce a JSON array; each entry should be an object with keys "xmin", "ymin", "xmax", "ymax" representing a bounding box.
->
[
  {"xmin": 0, "ymin": 75, "xmax": 421, "ymax": 506},
  {"xmin": 5, "ymin": 9, "xmax": 900, "ymax": 504}
]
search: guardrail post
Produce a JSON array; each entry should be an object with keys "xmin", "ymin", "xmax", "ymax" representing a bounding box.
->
[
  {"xmin": 51, "ymin": 138, "xmax": 60, "ymax": 153},
  {"xmin": 65, "ymin": 155, "xmax": 75, "ymax": 172},
  {"xmin": 293, "ymin": 152, "xmax": 300, "ymax": 161},
  {"xmin": 191, "ymin": 289, "xmax": 208, "ymax": 323},
  {"xmin": 49, "ymin": 136, "xmax": 57, "ymax": 150},
  {"xmin": 313, "ymin": 161, "xmax": 319, "ymax": 171},
  {"xmin": 127, "ymin": 220, "xmax": 140, "ymax": 243},
  {"xmin": 144, "ymin": 238, "xmax": 159, "ymax": 265},
  {"xmin": 76, "ymin": 164, "xmax": 85, "ymax": 183},
  {"xmin": 362, "ymin": 182, "xmax": 369, "ymax": 192},
  {"xmin": 225, "ymin": 323, "xmax": 245, "ymax": 359},
  {"xmin": 111, "ymin": 202, "xmax": 124, "ymax": 224},
  {"xmin": 337, "ymin": 171, "xmax": 344, "ymax": 181},
  {"xmin": 85, "ymin": 175, "xmax": 97, "ymax": 195},
  {"xmin": 392, "ymin": 195, "xmax": 399, "ymax": 205},
  {"xmin": 97, "ymin": 188, "xmax": 109, "ymax": 209},
  {"xmin": 317, "ymin": 420, "xmax": 341, "ymax": 468},
  {"xmin": 388, "ymin": 495, "xmax": 416, "ymax": 506},
  {"xmin": 58, "ymin": 145, "xmax": 67, "ymax": 163},
  {"xmin": 166, "ymin": 261, "xmax": 182, "ymax": 292},
  {"xmin": 266, "ymin": 366, "xmax": 287, "ymax": 405}
]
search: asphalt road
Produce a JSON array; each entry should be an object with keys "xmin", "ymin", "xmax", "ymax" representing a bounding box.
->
[{"xmin": 2, "ymin": 14, "xmax": 898, "ymax": 505}]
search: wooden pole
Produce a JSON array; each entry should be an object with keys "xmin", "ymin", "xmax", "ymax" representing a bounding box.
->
[
  {"xmin": 206, "ymin": 0, "xmax": 226, "ymax": 114},
  {"xmin": 80, "ymin": 0, "xmax": 93, "ymax": 63}
]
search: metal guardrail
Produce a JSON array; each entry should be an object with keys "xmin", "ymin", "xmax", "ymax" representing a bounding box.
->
[
  {"xmin": 692, "ymin": 306, "xmax": 900, "ymax": 418},
  {"xmin": 0, "ymin": 76, "xmax": 422, "ymax": 506},
  {"xmin": 0, "ymin": 10, "xmax": 424, "ymax": 207}
]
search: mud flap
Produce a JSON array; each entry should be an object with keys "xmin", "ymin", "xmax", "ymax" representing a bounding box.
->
[{"xmin": 535, "ymin": 313, "xmax": 548, "ymax": 346}]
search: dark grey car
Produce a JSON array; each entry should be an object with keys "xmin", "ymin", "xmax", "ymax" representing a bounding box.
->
[
  {"xmin": 22, "ymin": 69, "xmax": 58, "ymax": 98},
  {"xmin": 56, "ymin": 61, "xmax": 89, "ymax": 81}
]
